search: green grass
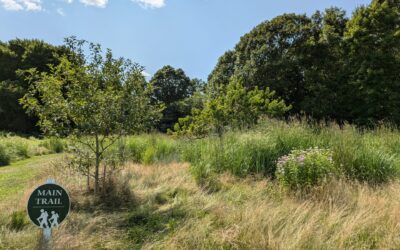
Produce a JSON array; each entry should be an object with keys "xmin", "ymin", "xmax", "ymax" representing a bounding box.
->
[
  {"xmin": 178, "ymin": 120, "xmax": 400, "ymax": 186},
  {"xmin": 0, "ymin": 134, "xmax": 65, "ymax": 166},
  {"xmin": 105, "ymin": 119, "xmax": 400, "ymax": 188},
  {"xmin": 0, "ymin": 154, "xmax": 61, "ymax": 200}
]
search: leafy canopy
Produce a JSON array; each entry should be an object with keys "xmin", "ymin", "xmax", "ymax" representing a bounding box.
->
[
  {"xmin": 0, "ymin": 39, "xmax": 70, "ymax": 133},
  {"xmin": 21, "ymin": 40, "xmax": 160, "ymax": 138},
  {"xmin": 150, "ymin": 65, "xmax": 199, "ymax": 132}
]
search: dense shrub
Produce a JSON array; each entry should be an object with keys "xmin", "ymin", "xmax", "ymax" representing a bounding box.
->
[
  {"xmin": 182, "ymin": 131, "xmax": 317, "ymax": 181},
  {"xmin": 97, "ymin": 171, "xmax": 135, "ymax": 209},
  {"xmin": 276, "ymin": 148, "xmax": 336, "ymax": 191},
  {"xmin": 46, "ymin": 138, "xmax": 65, "ymax": 153},
  {"xmin": 143, "ymin": 147, "xmax": 156, "ymax": 165},
  {"xmin": 0, "ymin": 144, "xmax": 10, "ymax": 166},
  {"xmin": 14, "ymin": 143, "xmax": 29, "ymax": 158}
]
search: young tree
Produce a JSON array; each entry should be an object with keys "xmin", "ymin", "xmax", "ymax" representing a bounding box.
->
[
  {"xmin": 20, "ymin": 38, "xmax": 161, "ymax": 193},
  {"xmin": 174, "ymin": 78, "xmax": 291, "ymax": 137}
]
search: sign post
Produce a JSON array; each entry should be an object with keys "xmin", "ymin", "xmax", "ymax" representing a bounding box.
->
[{"xmin": 27, "ymin": 180, "xmax": 70, "ymax": 249}]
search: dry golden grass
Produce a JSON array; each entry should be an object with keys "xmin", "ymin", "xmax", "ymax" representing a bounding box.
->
[
  {"xmin": 127, "ymin": 163, "xmax": 400, "ymax": 250},
  {"xmin": 2, "ymin": 160, "xmax": 400, "ymax": 249}
]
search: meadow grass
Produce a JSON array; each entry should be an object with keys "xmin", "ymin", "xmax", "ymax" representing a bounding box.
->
[
  {"xmin": 0, "ymin": 154, "xmax": 61, "ymax": 200},
  {"xmin": 3, "ymin": 161, "xmax": 400, "ymax": 249},
  {"xmin": 0, "ymin": 134, "xmax": 66, "ymax": 166},
  {"xmin": 117, "ymin": 119, "xmax": 400, "ymax": 186},
  {"xmin": 2, "ymin": 119, "xmax": 400, "ymax": 248},
  {"xmin": 5, "ymin": 119, "xmax": 396, "ymax": 187}
]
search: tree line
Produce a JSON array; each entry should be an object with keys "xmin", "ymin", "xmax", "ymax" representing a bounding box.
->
[
  {"xmin": 1, "ymin": 0, "xmax": 399, "ymax": 136},
  {"xmin": 209, "ymin": 0, "xmax": 400, "ymax": 127},
  {"xmin": 0, "ymin": 38, "xmax": 203, "ymax": 134}
]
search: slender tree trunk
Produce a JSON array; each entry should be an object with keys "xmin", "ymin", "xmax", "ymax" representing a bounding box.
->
[
  {"xmin": 102, "ymin": 164, "xmax": 106, "ymax": 191},
  {"xmin": 86, "ymin": 166, "xmax": 90, "ymax": 192},
  {"xmin": 94, "ymin": 134, "xmax": 100, "ymax": 194}
]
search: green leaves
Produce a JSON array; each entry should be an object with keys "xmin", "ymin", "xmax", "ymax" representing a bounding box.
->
[
  {"xmin": 20, "ymin": 39, "xmax": 161, "ymax": 138},
  {"xmin": 344, "ymin": 0, "xmax": 400, "ymax": 127},
  {"xmin": 149, "ymin": 65, "xmax": 198, "ymax": 132},
  {"xmin": 174, "ymin": 78, "xmax": 290, "ymax": 137},
  {"xmin": 207, "ymin": 1, "xmax": 400, "ymax": 127},
  {"xmin": 19, "ymin": 38, "xmax": 163, "ymax": 193},
  {"xmin": 0, "ymin": 39, "xmax": 69, "ymax": 133}
]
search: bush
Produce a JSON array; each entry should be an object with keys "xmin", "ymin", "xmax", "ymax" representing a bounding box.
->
[
  {"xmin": 334, "ymin": 145, "xmax": 398, "ymax": 185},
  {"xmin": 48, "ymin": 138, "xmax": 64, "ymax": 153},
  {"xmin": 13, "ymin": 143, "xmax": 29, "ymax": 159},
  {"xmin": 40, "ymin": 138, "xmax": 65, "ymax": 153},
  {"xmin": 154, "ymin": 140, "xmax": 180, "ymax": 163},
  {"xmin": 184, "ymin": 134, "xmax": 291, "ymax": 179},
  {"xmin": 124, "ymin": 136, "xmax": 180, "ymax": 165},
  {"xmin": 190, "ymin": 164, "xmax": 221, "ymax": 193},
  {"xmin": 0, "ymin": 144, "xmax": 10, "ymax": 166},
  {"xmin": 8, "ymin": 211, "xmax": 29, "ymax": 231},
  {"xmin": 276, "ymin": 148, "xmax": 336, "ymax": 191}
]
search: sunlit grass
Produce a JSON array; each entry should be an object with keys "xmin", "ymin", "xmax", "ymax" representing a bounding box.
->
[
  {"xmin": 0, "ymin": 154, "xmax": 62, "ymax": 200},
  {"xmin": 0, "ymin": 134, "xmax": 66, "ymax": 166}
]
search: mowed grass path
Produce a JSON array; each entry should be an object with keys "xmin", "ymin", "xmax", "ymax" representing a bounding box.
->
[{"xmin": 0, "ymin": 154, "xmax": 62, "ymax": 200}]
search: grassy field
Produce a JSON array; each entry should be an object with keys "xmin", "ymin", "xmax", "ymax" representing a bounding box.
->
[
  {"xmin": 1, "ymin": 120, "xmax": 400, "ymax": 249},
  {"xmin": 0, "ymin": 154, "xmax": 61, "ymax": 200},
  {"xmin": 1, "ymin": 160, "xmax": 400, "ymax": 249}
]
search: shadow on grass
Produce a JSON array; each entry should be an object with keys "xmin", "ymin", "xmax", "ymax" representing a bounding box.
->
[{"xmin": 122, "ymin": 203, "xmax": 187, "ymax": 248}]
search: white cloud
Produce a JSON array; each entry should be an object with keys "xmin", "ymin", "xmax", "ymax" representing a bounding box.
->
[
  {"xmin": 56, "ymin": 7, "xmax": 65, "ymax": 16},
  {"xmin": 80, "ymin": 0, "xmax": 107, "ymax": 8},
  {"xmin": 0, "ymin": 0, "xmax": 166, "ymax": 12},
  {"xmin": 23, "ymin": 0, "xmax": 41, "ymax": 11},
  {"xmin": 0, "ymin": 0, "xmax": 42, "ymax": 11},
  {"xmin": 0, "ymin": 0, "xmax": 23, "ymax": 10},
  {"xmin": 133, "ymin": 0, "xmax": 165, "ymax": 9}
]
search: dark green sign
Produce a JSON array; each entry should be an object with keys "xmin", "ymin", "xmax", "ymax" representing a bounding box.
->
[{"xmin": 27, "ymin": 183, "xmax": 70, "ymax": 228}]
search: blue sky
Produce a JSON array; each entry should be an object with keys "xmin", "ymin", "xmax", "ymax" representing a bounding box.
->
[{"xmin": 1, "ymin": 0, "xmax": 371, "ymax": 80}]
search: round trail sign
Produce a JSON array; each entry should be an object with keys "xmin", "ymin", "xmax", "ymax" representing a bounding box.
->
[{"xmin": 27, "ymin": 183, "xmax": 70, "ymax": 229}]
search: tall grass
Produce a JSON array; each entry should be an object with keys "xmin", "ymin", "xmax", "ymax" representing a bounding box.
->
[
  {"xmin": 110, "ymin": 120, "xmax": 400, "ymax": 187},
  {"xmin": 108, "ymin": 135, "xmax": 181, "ymax": 166},
  {"xmin": 3, "ymin": 119, "xmax": 400, "ymax": 186},
  {"xmin": 0, "ymin": 134, "xmax": 65, "ymax": 166},
  {"xmin": 2, "ymin": 151, "xmax": 400, "ymax": 249},
  {"xmin": 183, "ymin": 120, "xmax": 400, "ymax": 185}
]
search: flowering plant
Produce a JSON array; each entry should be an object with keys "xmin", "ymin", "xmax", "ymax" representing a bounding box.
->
[{"xmin": 276, "ymin": 147, "xmax": 336, "ymax": 191}]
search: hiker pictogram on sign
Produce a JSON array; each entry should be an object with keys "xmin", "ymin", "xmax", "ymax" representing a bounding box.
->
[{"xmin": 27, "ymin": 183, "xmax": 70, "ymax": 229}]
